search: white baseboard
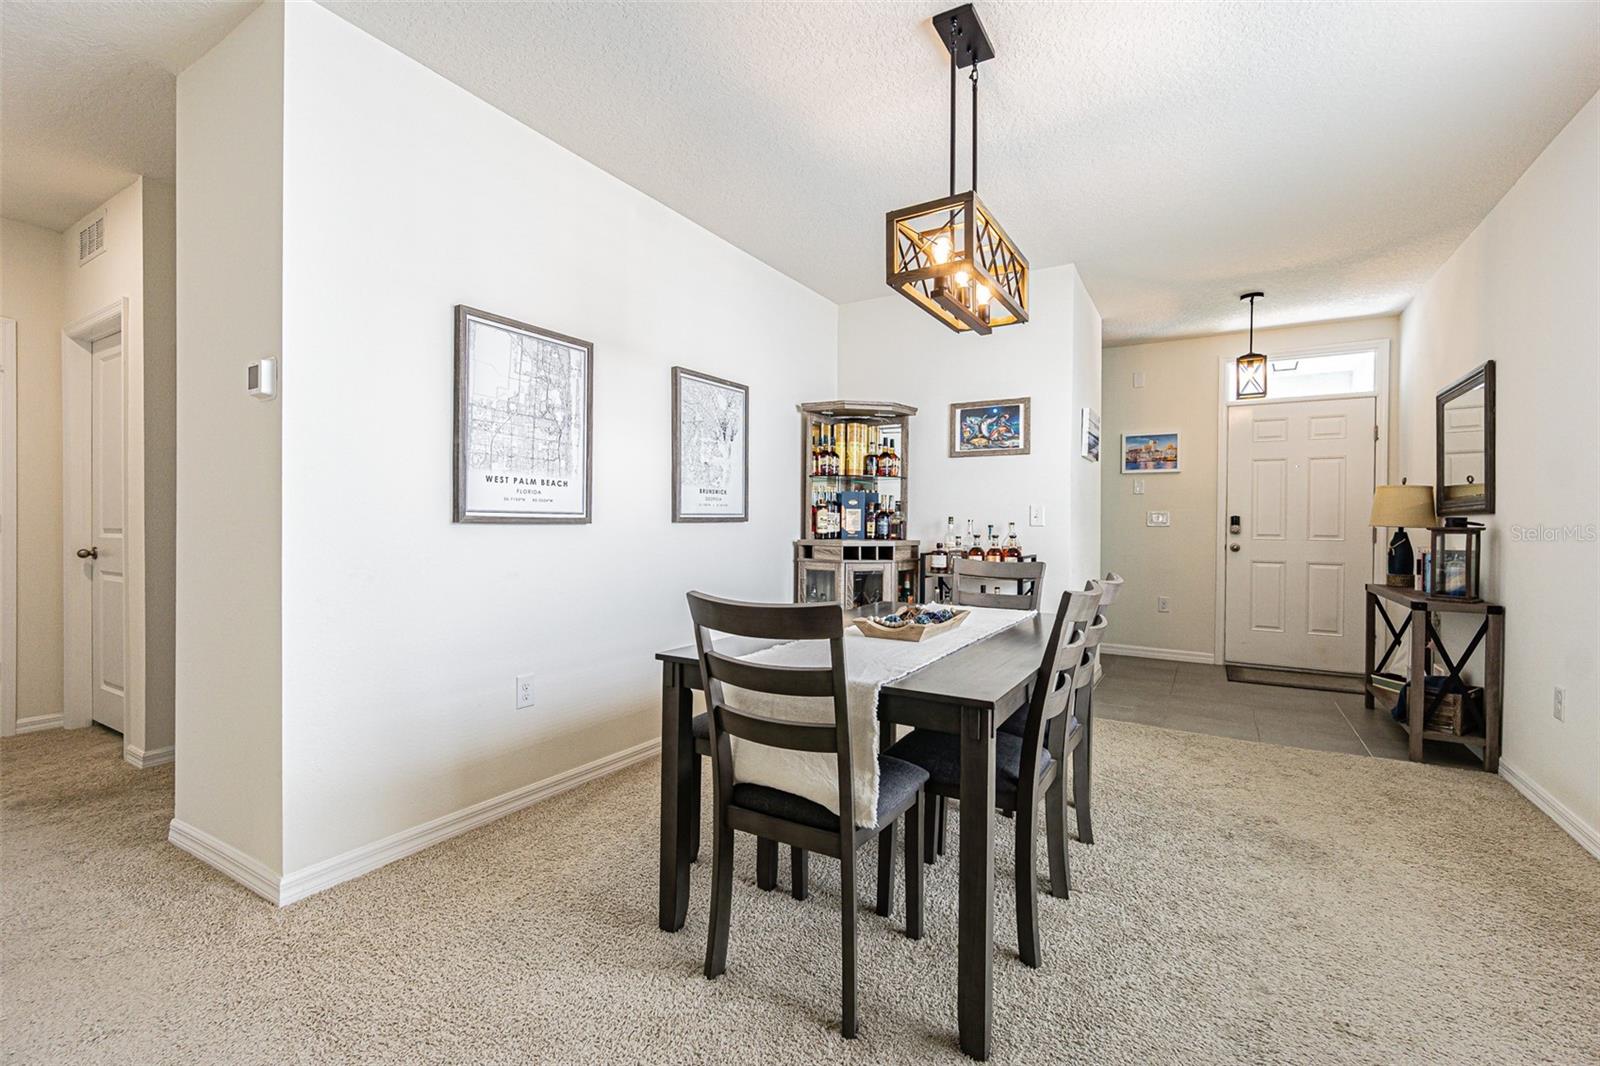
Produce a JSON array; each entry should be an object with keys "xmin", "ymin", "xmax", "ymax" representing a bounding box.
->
[
  {"xmin": 14, "ymin": 713, "xmax": 64, "ymax": 734},
  {"xmin": 168, "ymin": 819, "xmax": 281, "ymax": 903},
  {"xmin": 1101, "ymin": 642, "xmax": 1217, "ymax": 666},
  {"xmin": 124, "ymin": 744, "xmax": 174, "ymax": 768},
  {"xmin": 1499, "ymin": 759, "xmax": 1600, "ymax": 862},
  {"xmin": 276, "ymin": 736, "xmax": 662, "ymax": 906}
]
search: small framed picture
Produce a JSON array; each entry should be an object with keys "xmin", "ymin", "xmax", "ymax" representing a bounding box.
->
[
  {"xmin": 1081, "ymin": 408, "xmax": 1101, "ymax": 462},
  {"xmin": 950, "ymin": 396, "xmax": 1030, "ymax": 457},
  {"xmin": 454, "ymin": 305, "xmax": 593, "ymax": 523},
  {"xmin": 1121, "ymin": 430, "xmax": 1181, "ymax": 474},
  {"xmin": 672, "ymin": 367, "xmax": 749, "ymax": 522}
]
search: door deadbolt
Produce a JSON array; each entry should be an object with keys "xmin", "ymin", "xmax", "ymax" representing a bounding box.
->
[{"xmin": 1229, "ymin": 514, "xmax": 1242, "ymax": 535}]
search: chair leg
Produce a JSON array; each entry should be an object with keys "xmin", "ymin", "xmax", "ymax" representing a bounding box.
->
[
  {"xmin": 1073, "ymin": 734, "xmax": 1095, "ymax": 845},
  {"xmin": 1046, "ymin": 771, "xmax": 1071, "ymax": 900},
  {"xmin": 922, "ymin": 795, "xmax": 940, "ymax": 864},
  {"xmin": 840, "ymin": 850, "xmax": 858, "ymax": 1039},
  {"xmin": 705, "ymin": 817, "xmax": 734, "ymax": 979},
  {"xmin": 936, "ymin": 796, "xmax": 948, "ymax": 856},
  {"xmin": 875, "ymin": 817, "xmax": 897, "ymax": 918},
  {"xmin": 756, "ymin": 837, "xmax": 778, "ymax": 891},
  {"xmin": 791, "ymin": 846, "xmax": 808, "ymax": 901},
  {"xmin": 905, "ymin": 794, "xmax": 924, "ymax": 940},
  {"xmin": 688, "ymin": 756, "xmax": 702, "ymax": 863},
  {"xmin": 1016, "ymin": 802, "xmax": 1041, "ymax": 968}
]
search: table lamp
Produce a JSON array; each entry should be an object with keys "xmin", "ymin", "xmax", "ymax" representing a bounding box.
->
[{"xmin": 1370, "ymin": 484, "xmax": 1436, "ymax": 588}]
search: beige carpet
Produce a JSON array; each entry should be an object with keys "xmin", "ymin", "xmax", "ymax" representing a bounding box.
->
[{"xmin": 3, "ymin": 722, "xmax": 1597, "ymax": 1065}]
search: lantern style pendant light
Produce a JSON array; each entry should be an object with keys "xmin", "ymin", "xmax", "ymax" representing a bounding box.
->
[
  {"xmin": 1236, "ymin": 291, "xmax": 1267, "ymax": 398},
  {"xmin": 885, "ymin": 4, "xmax": 1028, "ymax": 335}
]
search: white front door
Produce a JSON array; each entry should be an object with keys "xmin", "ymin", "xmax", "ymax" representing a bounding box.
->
[
  {"xmin": 89, "ymin": 333, "xmax": 126, "ymax": 732},
  {"xmin": 1224, "ymin": 396, "xmax": 1376, "ymax": 672}
]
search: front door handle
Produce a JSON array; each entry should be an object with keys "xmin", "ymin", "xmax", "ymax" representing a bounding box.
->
[
  {"xmin": 1228, "ymin": 543, "xmax": 1240, "ymax": 553},
  {"xmin": 76, "ymin": 547, "xmax": 98, "ymax": 559}
]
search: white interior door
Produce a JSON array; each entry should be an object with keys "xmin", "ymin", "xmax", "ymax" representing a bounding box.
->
[
  {"xmin": 89, "ymin": 333, "xmax": 126, "ymax": 732},
  {"xmin": 1224, "ymin": 396, "xmax": 1376, "ymax": 672}
]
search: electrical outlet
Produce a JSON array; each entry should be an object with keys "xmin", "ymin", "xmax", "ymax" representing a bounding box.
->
[
  {"xmin": 1553, "ymin": 686, "xmax": 1565, "ymax": 721},
  {"xmin": 1028, "ymin": 504, "xmax": 1045, "ymax": 527},
  {"xmin": 1146, "ymin": 511, "xmax": 1171, "ymax": 527},
  {"xmin": 1157, "ymin": 595, "xmax": 1171, "ymax": 613},
  {"xmin": 1133, "ymin": 479, "xmax": 1145, "ymax": 495},
  {"xmin": 516, "ymin": 673, "xmax": 535, "ymax": 710},
  {"xmin": 1133, "ymin": 371, "xmax": 1146, "ymax": 389}
]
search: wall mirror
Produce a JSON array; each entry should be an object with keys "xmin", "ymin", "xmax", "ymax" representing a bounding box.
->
[{"xmin": 1435, "ymin": 360, "xmax": 1495, "ymax": 515}]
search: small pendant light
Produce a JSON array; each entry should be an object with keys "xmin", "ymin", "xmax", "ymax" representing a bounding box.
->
[{"xmin": 1236, "ymin": 292, "xmax": 1267, "ymax": 399}]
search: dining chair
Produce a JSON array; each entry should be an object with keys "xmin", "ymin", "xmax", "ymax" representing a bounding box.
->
[
  {"xmin": 688, "ymin": 708, "xmax": 808, "ymax": 899},
  {"xmin": 949, "ymin": 558, "xmax": 1046, "ymax": 610},
  {"xmin": 887, "ymin": 585, "xmax": 1095, "ymax": 968},
  {"xmin": 687, "ymin": 592, "xmax": 928, "ymax": 1039},
  {"xmin": 1070, "ymin": 572, "xmax": 1122, "ymax": 846}
]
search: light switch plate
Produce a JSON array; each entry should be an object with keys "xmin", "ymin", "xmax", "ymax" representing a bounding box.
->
[
  {"xmin": 1133, "ymin": 371, "xmax": 1146, "ymax": 388},
  {"xmin": 1028, "ymin": 505, "xmax": 1045, "ymax": 527},
  {"xmin": 1133, "ymin": 479, "xmax": 1145, "ymax": 495},
  {"xmin": 1147, "ymin": 511, "xmax": 1171, "ymax": 527}
]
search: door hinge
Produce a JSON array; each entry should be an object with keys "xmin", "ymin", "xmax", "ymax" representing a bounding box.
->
[{"xmin": 1374, "ymin": 425, "xmax": 1380, "ymax": 441}]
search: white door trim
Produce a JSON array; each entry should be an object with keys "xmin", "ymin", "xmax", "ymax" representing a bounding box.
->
[
  {"xmin": 62, "ymin": 300, "xmax": 128, "ymax": 731},
  {"xmin": 1, "ymin": 319, "xmax": 17, "ymax": 737},
  {"xmin": 1212, "ymin": 338, "xmax": 1391, "ymax": 665}
]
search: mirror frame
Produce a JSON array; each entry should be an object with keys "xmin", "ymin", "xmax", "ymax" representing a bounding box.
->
[{"xmin": 1435, "ymin": 359, "xmax": 1495, "ymax": 516}]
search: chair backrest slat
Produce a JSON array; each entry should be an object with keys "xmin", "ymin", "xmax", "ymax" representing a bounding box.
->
[
  {"xmin": 704, "ymin": 651, "xmax": 836, "ymax": 699},
  {"xmin": 717, "ymin": 707, "xmax": 840, "ymax": 753},
  {"xmin": 1012, "ymin": 584, "xmax": 1101, "ymax": 795},
  {"xmin": 1073, "ymin": 614, "xmax": 1110, "ymax": 691},
  {"xmin": 951, "ymin": 558, "xmax": 1045, "ymax": 611}
]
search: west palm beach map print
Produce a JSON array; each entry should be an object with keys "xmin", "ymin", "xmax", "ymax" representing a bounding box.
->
[{"xmin": 455, "ymin": 307, "xmax": 592, "ymax": 522}]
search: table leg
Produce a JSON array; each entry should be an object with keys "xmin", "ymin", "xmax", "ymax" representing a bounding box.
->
[
  {"xmin": 958, "ymin": 705, "xmax": 996, "ymax": 1060},
  {"xmin": 1363, "ymin": 589, "xmax": 1376, "ymax": 709},
  {"xmin": 1484, "ymin": 608, "xmax": 1504, "ymax": 773},
  {"xmin": 659, "ymin": 663, "xmax": 695, "ymax": 932},
  {"xmin": 1407, "ymin": 603, "xmax": 1427, "ymax": 762}
]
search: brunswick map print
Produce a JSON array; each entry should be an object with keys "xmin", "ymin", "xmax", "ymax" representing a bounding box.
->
[
  {"xmin": 457, "ymin": 309, "xmax": 591, "ymax": 521},
  {"xmin": 673, "ymin": 368, "xmax": 748, "ymax": 521}
]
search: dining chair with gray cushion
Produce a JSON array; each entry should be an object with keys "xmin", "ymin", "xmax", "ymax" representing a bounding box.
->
[
  {"xmin": 687, "ymin": 592, "xmax": 928, "ymax": 1039},
  {"xmin": 1071, "ymin": 572, "xmax": 1122, "ymax": 845}
]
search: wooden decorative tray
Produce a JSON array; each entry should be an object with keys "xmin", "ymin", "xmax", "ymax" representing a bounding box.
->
[{"xmin": 851, "ymin": 607, "xmax": 970, "ymax": 642}]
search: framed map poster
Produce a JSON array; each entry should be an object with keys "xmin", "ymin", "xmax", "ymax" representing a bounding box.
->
[
  {"xmin": 671, "ymin": 366, "xmax": 748, "ymax": 522},
  {"xmin": 454, "ymin": 305, "xmax": 593, "ymax": 523}
]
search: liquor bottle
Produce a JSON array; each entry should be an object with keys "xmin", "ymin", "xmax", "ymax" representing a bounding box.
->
[
  {"xmin": 984, "ymin": 524, "xmax": 1003, "ymax": 563},
  {"xmin": 810, "ymin": 490, "xmax": 821, "ymax": 537},
  {"xmin": 865, "ymin": 448, "xmax": 879, "ymax": 478},
  {"xmin": 1004, "ymin": 522, "xmax": 1022, "ymax": 561},
  {"xmin": 945, "ymin": 515, "xmax": 957, "ymax": 553},
  {"xmin": 877, "ymin": 503, "xmax": 891, "ymax": 540},
  {"xmin": 829, "ymin": 493, "xmax": 841, "ymax": 539},
  {"xmin": 891, "ymin": 499, "xmax": 904, "ymax": 541},
  {"xmin": 827, "ymin": 434, "xmax": 839, "ymax": 476},
  {"xmin": 928, "ymin": 542, "xmax": 949, "ymax": 574},
  {"xmin": 965, "ymin": 520, "xmax": 984, "ymax": 559}
]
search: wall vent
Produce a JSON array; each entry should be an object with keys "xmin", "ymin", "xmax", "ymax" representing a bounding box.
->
[{"xmin": 77, "ymin": 211, "xmax": 106, "ymax": 266}]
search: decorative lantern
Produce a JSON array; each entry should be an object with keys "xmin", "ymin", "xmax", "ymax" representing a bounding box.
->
[
  {"xmin": 1235, "ymin": 291, "xmax": 1267, "ymax": 398},
  {"xmin": 885, "ymin": 4, "xmax": 1028, "ymax": 336},
  {"xmin": 1428, "ymin": 519, "xmax": 1483, "ymax": 600}
]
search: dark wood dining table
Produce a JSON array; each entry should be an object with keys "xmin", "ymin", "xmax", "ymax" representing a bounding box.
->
[{"xmin": 655, "ymin": 606, "xmax": 1057, "ymax": 1060}]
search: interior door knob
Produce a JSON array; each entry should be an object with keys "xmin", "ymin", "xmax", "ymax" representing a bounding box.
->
[
  {"xmin": 1228, "ymin": 543, "xmax": 1240, "ymax": 553},
  {"xmin": 76, "ymin": 547, "xmax": 98, "ymax": 559}
]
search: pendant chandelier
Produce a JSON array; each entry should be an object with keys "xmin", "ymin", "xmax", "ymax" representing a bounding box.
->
[
  {"xmin": 885, "ymin": 4, "xmax": 1028, "ymax": 335},
  {"xmin": 1235, "ymin": 291, "xmax": 1267, "ymax": 398}
]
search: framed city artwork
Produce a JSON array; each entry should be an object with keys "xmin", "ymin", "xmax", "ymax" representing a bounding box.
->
[
  {"xmin": 671, "ymin": 366, "xmax": 749, "ymax": 522},
  {"xmin": 453, "ymin": 305, "xmax": 593, "ymax": 523},
  {"xmin": 949, "ymin": 396, "xmax": 1031, "ymax": 457},
  {"xmin": 1121, "ymin": 430, "xmax": 1181, "ymax": 474}
]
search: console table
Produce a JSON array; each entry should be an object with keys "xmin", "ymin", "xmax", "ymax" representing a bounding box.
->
[{"xmin": 1363, "ymin": 583, "xmax": 1504, "ymax": 771}]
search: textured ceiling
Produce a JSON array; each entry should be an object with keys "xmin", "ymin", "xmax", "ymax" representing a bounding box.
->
[
  {"xmin": 0, "ymin": 0, "xmax": 254, "ymax": 231},
  {"xmin": 5, "ymin": 1, "xmax": 1598, "ymax": 343}
]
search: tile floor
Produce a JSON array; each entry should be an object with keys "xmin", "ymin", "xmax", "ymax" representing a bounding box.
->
[{"xmin": 1096, "ymin": 655, "xmax": 1486, "ymax": 769}]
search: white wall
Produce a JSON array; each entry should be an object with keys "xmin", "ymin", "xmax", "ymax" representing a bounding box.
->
[
  {"xmin": 246, "ymin": 2, "xmax": 834, "ymax": 879},
  {"xmin": 0, "ymin": 217, "xmax": 64, "ymax": 729},
  {"xmin": 1102, "ymin": 315, "xmax": 1402, "ymax": 658},
  {"xmin": 173, "ymin": 0, "xmax": 285, "ymax": 877},
  {"xmin": 1397, "ymin": 92, "xmax": 1599, "ymax": 854},
  {"xmin": 836, "ymin": 264, "xmax": 1103, "ymax": 606}
]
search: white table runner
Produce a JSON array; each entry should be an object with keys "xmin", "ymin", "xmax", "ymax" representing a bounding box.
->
[{"xmin": 722, "ymin": 606, "xmax": 1036, "ymax": 829}]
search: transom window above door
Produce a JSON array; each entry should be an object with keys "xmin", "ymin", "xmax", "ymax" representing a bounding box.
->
[{"xmin": 1228, "ymin": 346, "xmax": 1379, "ymax": 402}]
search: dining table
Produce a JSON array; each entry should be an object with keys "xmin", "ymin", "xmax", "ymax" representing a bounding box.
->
[{"xmin": 654, "ymin": 603, "xmax": 1058, "ymax": 1060}]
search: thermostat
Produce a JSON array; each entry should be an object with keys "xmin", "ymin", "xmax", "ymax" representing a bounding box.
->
[{"xmin": 246, "ymin": 357, "xmax": 277, "ymax": 398}]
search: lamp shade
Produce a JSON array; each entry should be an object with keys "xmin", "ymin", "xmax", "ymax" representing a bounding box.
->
[{"xmin": 1370, "ymin": 485, "xmax": 1436, "ymax": 528}]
